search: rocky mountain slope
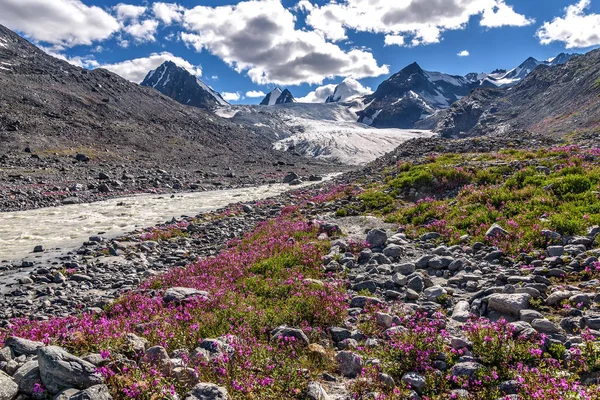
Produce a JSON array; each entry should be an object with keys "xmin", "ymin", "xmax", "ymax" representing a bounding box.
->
[
  {"xmin": 435, "ymin": 50, "xmax": 600, "ymax": 138},
  {"xmin": 140, "ymin": 61, "xmax": 228, "ymax": 109},
  {"xmin": 260, "ymin": 87, "xmax": 295, "ymax": 105},
  {"xmin": 358, "ymin": 53, "xmax": 577, "ymax": 130},
  {"xmin": 0, "ymin": 24, "xmax": 338, "ymax": 211}
]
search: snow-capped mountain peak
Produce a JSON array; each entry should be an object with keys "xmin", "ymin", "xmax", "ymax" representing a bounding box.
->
[
  {"xmin": 325, "ymin": 77, "xmax": 373, "ymax": 103},
  {"xmin": 141, "ymin": 61, "xmax": 228, "ymax": 108},
  {"xmin": 260, "ymin": 87, "xmax": 295, "ymax": 105}
]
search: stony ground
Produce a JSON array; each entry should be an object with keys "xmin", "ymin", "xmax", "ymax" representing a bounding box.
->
[{"xmin": 1, "ymin": 133, "xmax": 600, "ymax": 399}]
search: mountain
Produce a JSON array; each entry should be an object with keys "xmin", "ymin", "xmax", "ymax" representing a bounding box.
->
[
  {"xmin": 470, "ymin": 53, "xmax": 578, "ymax": 88},
  {"xmin": 0, "ymin": 24, "xmax": 317, "ymax": 177},
  {"xmin": 434, "ymin": 50, "xmax": 600, "ymax": 138},
  {"xmin": 260, "ymin": 88, "xmax": 295, "ymax": 105},
  {"xmin": 325, "ymin": 78, "xmax": 372, "ymax": 103},
  {"xmin": 357, "ymin": 52, "xmax": 578, "ymax": 129},
  {"xmin": 140, "ymin": 61, "xmax": 227, "ymax": 109},
  {"xmin": 357, "ymin": 62, "xmax": 474, "ymax": 129}
]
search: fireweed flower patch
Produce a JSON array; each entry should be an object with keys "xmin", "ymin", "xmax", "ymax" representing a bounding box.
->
[{"xmin": 1, "ymin": 216, "xmax": 347, "ymax": 399}]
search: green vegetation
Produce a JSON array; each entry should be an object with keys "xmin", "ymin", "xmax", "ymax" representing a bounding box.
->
[{"xmin": 356, "ymin": 146, "xmax": 600, "ymax": 254}]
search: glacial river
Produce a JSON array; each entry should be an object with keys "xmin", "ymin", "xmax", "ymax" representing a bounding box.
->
[{"xmin": 0, "ymin": 178, "xmax": 334, "ymax": 261}]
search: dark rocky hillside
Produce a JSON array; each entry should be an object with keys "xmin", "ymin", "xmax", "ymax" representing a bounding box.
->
[
  {"xmin": 0, "ymin": 24, "xmax": 338, "ymax": 210},
  {"xmin": 435, "ymin": 50, "xmax": 600, "ymax": 138}
]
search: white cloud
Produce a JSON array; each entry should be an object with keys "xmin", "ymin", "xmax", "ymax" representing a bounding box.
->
[
  {"xmin": 536, "ymin": 0, "xmax": 600, "ymax": 49},
  {"xmin": 305, "ymin": 0, "xmax": 534, "ymax": 46},
  {"xmin": 96, "ymin": 52, "xmax": 202, "ymax": 83},
  {"xmin": 114, "ymin": 4, "xmax": 147, "ymax": 21},
  {"xmin": 0, "ymin": 0, "xmax": 120, "ymax": 47},
  {"xmin": 181, "ymin": 0, "xmax": 388, "ymax": 85},
  {"xmin": 296, "ymin": 77, "xmax": 372, "ymax": 103},
  {"xmin": 457, "ymin": 50, "xmax": 470, "ymax": 56},
  {"xmin": 222, "ymin": 91, "xmax": 242, "ymax": 101},
  {"xmin": 40, "ymin": 47, "xmax": 100, "ymax": 68},
  {"xmin": 123, "ymin": 19, "xmax": 159, "ymax": 42},
  {"xmin": 384, "ymin": 35, "xmax": 405, "ymax": 47},
  {"xmin": 246, "ymin": 90, "xmax": 266, "ymax": 98},
  {"xmin": 296, "ymin": 84, "xmax": 337, "ymax": 103},
  {"xmin": 152, "ymin": 2, "xmax": 185, "ymax": 25}
]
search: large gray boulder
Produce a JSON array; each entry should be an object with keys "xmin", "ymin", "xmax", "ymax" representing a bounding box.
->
[
  {"xmin": 163, "ymin": 287, "xmax": 209, "ymax": 304},
  {"xmin": 270, "ymin": 326, "xmax": 310, "ymax": 347},
  {"xmin": 185, "ymin": 383, "xmax": 230, "ymax": 400},
  {"xmin": 70, "ymin": 385, "xmax": 113, "ymax": 400},
  {"xmin": 37, "ymin": 346, "xmax": 104, "ymax": 394},
  {"xmin": 12, "ymin": 361, "xmax": 40, "ymax": 396},
  {"xmin": 487, "ymin": 293, "xmax": 531, "ymax": 316},
  {"xmin": 0, "ymin": 370, "xmax": 18, "ymax": 400},
  {"xmin": 5, "ymin": 337, "xmax": 44, "ymax": 356},
  {"xmin": 336, "ymin": 351, "xmax": 362, "ymax": 378},
  {"xmin": 366, "ymin": 229, "xmax": 387, "ymax": 248}
]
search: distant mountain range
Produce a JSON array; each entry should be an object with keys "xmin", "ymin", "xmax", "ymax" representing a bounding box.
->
[{"xmin": 358, "ymin": 53, "xmax": 577, "ymax": 129}]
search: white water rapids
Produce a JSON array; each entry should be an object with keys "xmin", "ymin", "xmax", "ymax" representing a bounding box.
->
[{"xmin": 0, "ymin": 179, "xmax": 333, "ymax": 261}]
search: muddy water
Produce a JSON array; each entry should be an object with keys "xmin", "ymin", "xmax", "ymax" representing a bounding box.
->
[{"xmin": 0, "ymin": 179, "xmax": 333, "ymax": 261}]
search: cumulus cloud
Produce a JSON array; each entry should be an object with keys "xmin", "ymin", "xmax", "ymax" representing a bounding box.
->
[
  {"xmin": 457, "ymin": 50, "xmax": 470, "ymax": 56},
  {"xmin": 222, "ymin": 91, "xmax": 242, "ymax": 101},
  {"xmin": 152, "ymin": 2, "xmax": 185, "ymax": 25},
  {"xmin": 180, "ymin": 0, "xmax": 388, "ymax": 85},
  {"xmin": 305, "ymin": 0, "xmax": 534, "ymax": 46},
  {"xmin": 296, "ymin": 84, "xmax": 337, "ymax": 103},
  {"xmin": 114, "ymin": 4, "xmax": 147, "ymax": 21},
  {"xmin": 0, "ymin": 0, "xmax": 120, "ymax": 47},
  {"xmin": 384, "ymin": 35, "xmax": 405, "ymax": 47},
  {"xmin": 536, "ymin": 0, "xmax": 600, "ymax": 49},
  {"xmin": 246, "ymin": 90, "xmax": 266, "ymax": 98},
  {"xmin": 296, "ymin": 77, "xmax": 372, "ymax": 103},
  {"xmin": 96, "ymin": 52, "xmax": 202, "ymax": 83},
  {"xmin": 123, "ymin": 19, "xmax": 160, "ymax": 42}
]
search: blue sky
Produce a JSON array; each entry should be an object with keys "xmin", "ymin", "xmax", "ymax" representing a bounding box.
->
[{"xmin": 1, "ymin": 0, "xmax": 599, "ymax": 104}]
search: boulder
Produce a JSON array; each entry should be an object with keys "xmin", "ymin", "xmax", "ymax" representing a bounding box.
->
[
  {"xmin": 486, "ymin": 224, "xmax": 508, "ymax": 237},
  {"xmin": 0, "ymin": 370, "xmax": 18, "ymax": 400},
  {"xmin": 5, "ymin": 337, "xmax": 43, "ymax": 356},
  {"xmin": 336, "ymin": 351, "xmax": 362, "ymax": 378},
  {"xmin": 37, "ymin": 346, "xmax": 104, "ymax": 394},
  {"xmin": 306, "ymin": 381, "xmax": 330, "ymax": 400},
  {"xmin": 70, "ymin": 385, "xmax": 113, "ymax": 400},
  {"xmin": 185, "ymin": 383, "xmax": 230, "ymax": 400},
  {"xmin": 451, "ymin": 362, "xmax": 484, "ymax": 378},
  {"xmin": 366, "ymin": 229, "xmax": 387, "ymax": 248},
  {"xmin": 163, "ymin": 287, "xmax": 209, "ymax": 304},
  {"xmin": 487, "ymin": 293, "xmax": 531, "ymax": 316},
  {"xmin": 142, "ymin": 346, "xmax": 172, "ymax": 375},
  {"xmin": 270, "ymin": 326, "xmax": 310, "ymax": 347},
  {"xmin": 402, "ymin": 372, "xmax": 426, "ymax": 393},
  {"xmin": 12, "ymin": 361, "xmax": 40, "ymax": 395}
]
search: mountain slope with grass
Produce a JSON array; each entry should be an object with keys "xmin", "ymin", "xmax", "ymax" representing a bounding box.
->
[{"xmin": 436, "ymin": 50, "xmax": 600, "ymax": 137}]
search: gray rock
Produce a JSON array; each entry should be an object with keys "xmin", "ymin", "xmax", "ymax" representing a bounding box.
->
[
  {"xmin": 487, "ymin": 293, "xmax": 531, "ymax": 316},
  {"xmin": 547, "ymin": 246, "xmax": 565, "ymax": 257},
  {"xmin": 420, "ymin": 232, "xmax": 441, "ymax": 241},
  {"xmin": 306, "ymin": 381, "xmax": 330, "ymax": 400},
  {"xmin": 0, "ymin": 370, "xmax": 18, "ymax": 400},
  {"xmin": 70, "ymin": 385, "xmax": 113, "ymax": 400},
  {"xmin": 451, "ymin": 362, "xmax": 484, "ymax": 378},
  {"xmin": 163, "ymin": 287, "xmax": 209, "ymax": 304},
  {"xmin": 366, "ymin": 229, "xmax": 387, "ymax": 248},
  {"xmin": 336, "ymin": 351, "xmax": 362, "ymax": 378},
  {"xmin": 428, "ymin": 256, "xmax": 453, "ymax": 269},
  {"xmin": 394, "ymin": 263, "xmax": 416, "ymax": 275},
  {"xmin": 402, "ymin": 372, "xmax": 426, "ymax": 393},
  {"xmin": 185, "ymin": 383, "xmax": 230, "ymax": 400},
  {"xmin": 452, "ymin": 301, "xmax": 471, "ymax": 322},
  {"xmin": 330, "ymin": 327, "xmax": 352, "ymax": 343},
  {"xmin": 519, "ymin": 309, "xmax": 543, "ymax": 323},
  {"xmin": 486, "ymin": 224, "xmax": 508, "ymax": 237},
  {"xmin": 5, "ymin": 337, "xmax": 44, "ymax": 356},
  {"xmin": 0, "ymin": 347, "xmax": 12, "ymax": 362},
  {"xmin": 142, "ymin": 346, "xmax": 172, "ymax": 375},
  {"xmin": 37, "ymin": 346, "xmax": 104, "ymax": 394},
  {"xmin": 531, "ymin": 318, "xmax": 561, "ymax": 334},
  {"xmin": 13, "ymin": 361, "xmax": 40, "ymax": 395},
  {"xmin": 282, "ymin": 172, "xmax": 299, "ymax": 184},
  {"xmin": 270, "ymin": 326, "xmax": 309, "ymax": 347},
  {"xmin": 124, "ymin": 333, "xmax": 148, "ymax": 354},
  {"xmin": 424, "ymin": 285, "xmax": 447, "ymax": 302},
  {"xmin": 383, "ymin": 244, "xmax": 403, "ymax": 258},
  {"xmin": 407, "ymin": 275, "xmax": 424, "ymax": 292},
  {"xmin": 54, "ymin": 389, "xmax": 80, "ymax": 400},
  {"xmin": 546, "ymin": 291, "xmax": 573, "ymax": 306}
]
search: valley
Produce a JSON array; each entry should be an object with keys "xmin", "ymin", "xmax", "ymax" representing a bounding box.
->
[{"xmin": 0, "ymin": 8, "xmax": 599, "ymax": 400}]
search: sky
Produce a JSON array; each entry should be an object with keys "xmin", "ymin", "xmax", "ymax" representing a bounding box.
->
[{"xmin": 0, "ymin": 0, "xmax": 599, "ymax": 104}]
